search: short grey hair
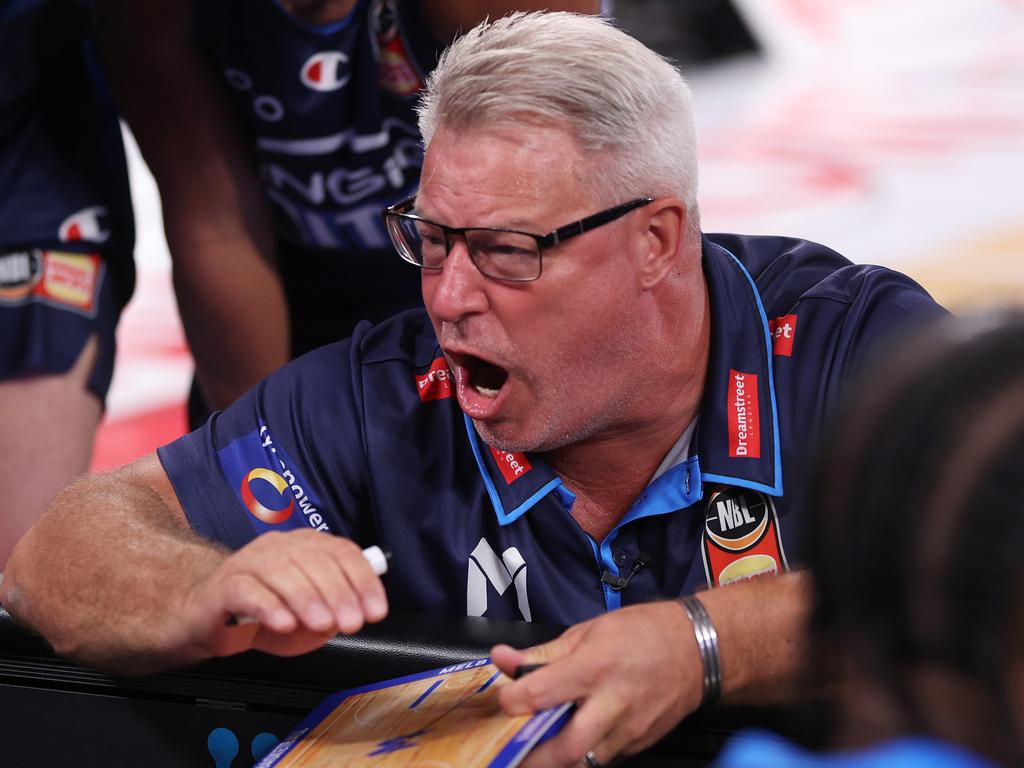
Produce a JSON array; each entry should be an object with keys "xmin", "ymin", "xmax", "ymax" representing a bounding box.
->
[{"xmin": 417, "ymin": 12, "xmax": 700, "ymax": 230}]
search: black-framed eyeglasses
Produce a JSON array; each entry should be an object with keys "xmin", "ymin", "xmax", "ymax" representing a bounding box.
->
[{"xmin": 382, "ymin": 196, "xmax": 655, "ymax": 282}]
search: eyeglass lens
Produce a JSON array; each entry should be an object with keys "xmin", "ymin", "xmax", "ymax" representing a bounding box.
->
[{"xmin": 392, "ymin": 217, "xmax": 541, "ymax": 281}]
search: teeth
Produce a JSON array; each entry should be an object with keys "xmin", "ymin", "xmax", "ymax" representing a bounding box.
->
[{"xmin": 474, "ymin": 384, "xmax": 500, "ymax": 398}]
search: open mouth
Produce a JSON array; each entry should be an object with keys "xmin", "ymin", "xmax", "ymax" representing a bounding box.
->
[{"xmin": 450, "ymin": 352, "xmax": 509, "ymax": 398}]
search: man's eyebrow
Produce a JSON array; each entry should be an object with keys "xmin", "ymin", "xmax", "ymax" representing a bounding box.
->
[
  {"xmin": 411, "ymin": 199, "xmax": 441, "ymax": 221},
  {"xmin": 414, "ymin": 205, "xmax": 542, "ymax": 233},
  {"xmin": 501, "ymin": 219, "xmax": 544, "ymax": 232}
]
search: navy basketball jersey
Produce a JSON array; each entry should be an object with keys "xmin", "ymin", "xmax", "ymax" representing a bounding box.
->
[{"xmin": 192, "ymin": 0, "xmax": 442, "ymax": 255}]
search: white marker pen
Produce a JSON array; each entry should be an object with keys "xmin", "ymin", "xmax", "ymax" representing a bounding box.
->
[{"xmin": 360, "ymin": 545, "xmax": 390, "ymax": 576}]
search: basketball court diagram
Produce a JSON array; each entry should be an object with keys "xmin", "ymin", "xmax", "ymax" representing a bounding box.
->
[{"xmin": 254, "ymin": 660, "xmax": 571, "ymax": 768}]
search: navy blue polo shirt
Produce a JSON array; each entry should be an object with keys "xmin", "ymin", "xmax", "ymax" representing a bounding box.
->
[{"xmin": 158, "ymin": 234, "xmax": 945, "ymax": 625}]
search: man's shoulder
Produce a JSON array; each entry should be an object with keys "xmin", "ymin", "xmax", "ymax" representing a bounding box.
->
[
  {"xmin": 706, "ymin": 232, "xmax": 849, "ymax": 272},
  {"xmin": 705, "ymin": 232, "xmax": 939, "ymax": 318},
  {"xmin": 194, "ymin": 308, "xmax": 447, "ymax": 489}
]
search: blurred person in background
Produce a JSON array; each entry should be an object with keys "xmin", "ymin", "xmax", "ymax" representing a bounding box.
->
[
  {"xmin": 0, "ymin": 0, "xmax": 135, "ymax": 566},
  {"xmin": 715, "ymin": 309, "xmax": 1024, "ymax": 768},
  {"xmin": 97, "ymin": 0, "xmax": 598, "ymax": 428}
]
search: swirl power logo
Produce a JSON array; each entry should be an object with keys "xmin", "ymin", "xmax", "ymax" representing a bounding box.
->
[
  {"xmin": 219, "ymin": 425, "xmax": 331, "ymax": 533},
  {"xmin": 240, "ymin": 468, "xmax": 294, "ymax": 524}
]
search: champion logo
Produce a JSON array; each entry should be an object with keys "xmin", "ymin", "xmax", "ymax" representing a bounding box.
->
[
  {"xmin": 58, "ymin": 206, "xmax": 110, "ymax": 244},
  {"xmin": 768, "ymin": 314, "xmax": 798, "ymax": 357},
  {"xmin": 300, "ymin": 51, "xmax": 351, "ymax": 92},
  {"xmin": 489, "ymin": 446, "xmax": 533, "ymax": 485},
  {"xmin": 728, "ymin": 369, "xmax": 761, "ymax": 459},
  {"xmin": 416, "ymin": 357, "xmax": 453, "ymax": 402}
]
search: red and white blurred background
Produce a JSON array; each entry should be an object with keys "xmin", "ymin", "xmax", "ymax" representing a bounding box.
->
[{"xmin": 91, "ymin": 0, "xmax": 1024, "ymax": 471}]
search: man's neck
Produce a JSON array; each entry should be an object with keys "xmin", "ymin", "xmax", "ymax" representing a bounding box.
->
[
  {"xmin": 548, "ymin": 272, "xmax": 710, "ymax": 541},
  {"xmin": 545, "ymin": 397, "xmax": 702, "ymax": 542}
]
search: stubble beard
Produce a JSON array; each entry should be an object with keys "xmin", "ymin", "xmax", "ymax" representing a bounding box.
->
[{"xmin": 477, "ymin": 322, "xmax": 644, "ymax": 455}]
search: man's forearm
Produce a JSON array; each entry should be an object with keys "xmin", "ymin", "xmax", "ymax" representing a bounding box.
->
[
  {"xmin": 0, "ymin": 468, "xmax": 227, "ymax": 674},
  {"xmin": 491, "ymin": 571, "xmax": 813, "ymax": 766},
  {"xmin": 698, "ymin": 570, "xmax": 813, "ymax": 704},
  {"xmin": 100, "ymin": 0, "xmax": 290, "ymax": 411}
]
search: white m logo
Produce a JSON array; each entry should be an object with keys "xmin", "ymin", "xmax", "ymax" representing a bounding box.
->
[{"xmin": 467, "ymin": 538, "xmax": 531, "ymax": 622}]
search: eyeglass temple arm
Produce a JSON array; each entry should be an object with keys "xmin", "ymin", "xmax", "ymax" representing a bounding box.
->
[{"xmin": 547, "ymin": 197, "xmax": 654, "ymax": 246}]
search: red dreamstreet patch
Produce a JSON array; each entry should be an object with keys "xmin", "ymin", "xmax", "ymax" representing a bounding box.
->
[
  {"xmin": 768, "ymin": 314, "xmax": 798, "ymax": 357},
  {"xmin": 416, "ymin": 357, "xmax": 453, "ymax": 402},
  {"xmin": 489, "ymin": 446, "xmax": 533, "ymax": 485},
  {"xmin": 728, "ymin": 369, "xmax": 760, "ymax": 459}
]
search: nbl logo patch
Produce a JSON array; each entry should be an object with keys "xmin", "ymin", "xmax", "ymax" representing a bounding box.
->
[
  {"xmin": 701, "ymin": 487, "xmax": 788, "ymax": 587},
  {"xmin": 0, "ymin": 250, "xmax": 42, "ymax": 300},
  {"xmin": 0, "ymin": 249, "xmax": 102, "ymax": 316}
]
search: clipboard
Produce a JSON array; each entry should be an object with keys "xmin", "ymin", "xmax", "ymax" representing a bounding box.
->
[{"xmin": 256, "ymin": 658, "xmax": 572, "ymax": 767}]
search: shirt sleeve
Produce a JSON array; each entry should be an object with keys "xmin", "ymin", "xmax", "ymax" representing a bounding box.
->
[{"xmin": 156, "ymin": 333, "xmax": 374, "ymax": 550}]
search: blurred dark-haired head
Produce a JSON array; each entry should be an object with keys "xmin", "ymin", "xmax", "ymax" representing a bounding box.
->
[{"xmin": 806, "ymin": 309, "xmax": 1024, "ymax": 763}]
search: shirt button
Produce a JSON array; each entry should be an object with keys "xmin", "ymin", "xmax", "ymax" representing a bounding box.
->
[{"xmin": 616, "ymin": 551, "xmax": 629, "ymax": 563}]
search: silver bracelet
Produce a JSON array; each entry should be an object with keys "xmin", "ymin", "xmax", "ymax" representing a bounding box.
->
[{"xmin": 679, "ymin": 594, "xmax": 722, "ymax": 706}]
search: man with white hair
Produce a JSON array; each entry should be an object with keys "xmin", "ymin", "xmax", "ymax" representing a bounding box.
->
[{"xmin": 2, "ymin": 12, "xmax": 945, "ymax": 766}]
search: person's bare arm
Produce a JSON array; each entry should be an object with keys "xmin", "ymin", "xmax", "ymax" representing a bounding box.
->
[
  {"xmin": 0, "ymin": 454, "xmax": 388, "ymax": 675},
  {"xmin": 99, "ymin": 0, "xmax": 289, "ymax": 411},
  {"xmin": 492, "ymin": 571, "xmax": 812, "ymax": 767},
  {"xmin": 421, "ymin": 0, "xmax": 601, "ymax": 42}
]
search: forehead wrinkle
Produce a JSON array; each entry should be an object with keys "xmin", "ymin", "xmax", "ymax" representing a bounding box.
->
[{"xmin": 419, "ymin": 125, "xmax": 591, "ymax": 231}]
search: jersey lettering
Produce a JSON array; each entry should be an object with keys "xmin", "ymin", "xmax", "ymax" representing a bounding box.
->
[
  {"xmin": 416, "ymin": 357, "xmax": 453, "ymax": 402},
  {"xmin": 258, "ymin": 131, "xmax": 422, "ymax": 249},
  {"xmin": 716, "ymin": 496, "xmax": 756, "ymax": 530},
  {"xmin": 467, "ymin": 538, "xmax": 531, "ymax": 621},
  {"xmin": 768, "ymin": 314, "xmax": 798, "ymax": 357},
  {"xmin": 728, "ymin": 369, "xmax": 761, "ymax": 458}
]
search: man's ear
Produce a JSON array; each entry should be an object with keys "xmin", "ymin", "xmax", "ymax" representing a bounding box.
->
[{"xmin": 636, "ymin": 198, "xmax": 687, "ymax": 289}]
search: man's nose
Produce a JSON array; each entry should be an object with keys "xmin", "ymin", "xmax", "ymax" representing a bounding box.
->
[{"xmin": 424, "ymin": 236, "xmax": 489, "ymax": 323}]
